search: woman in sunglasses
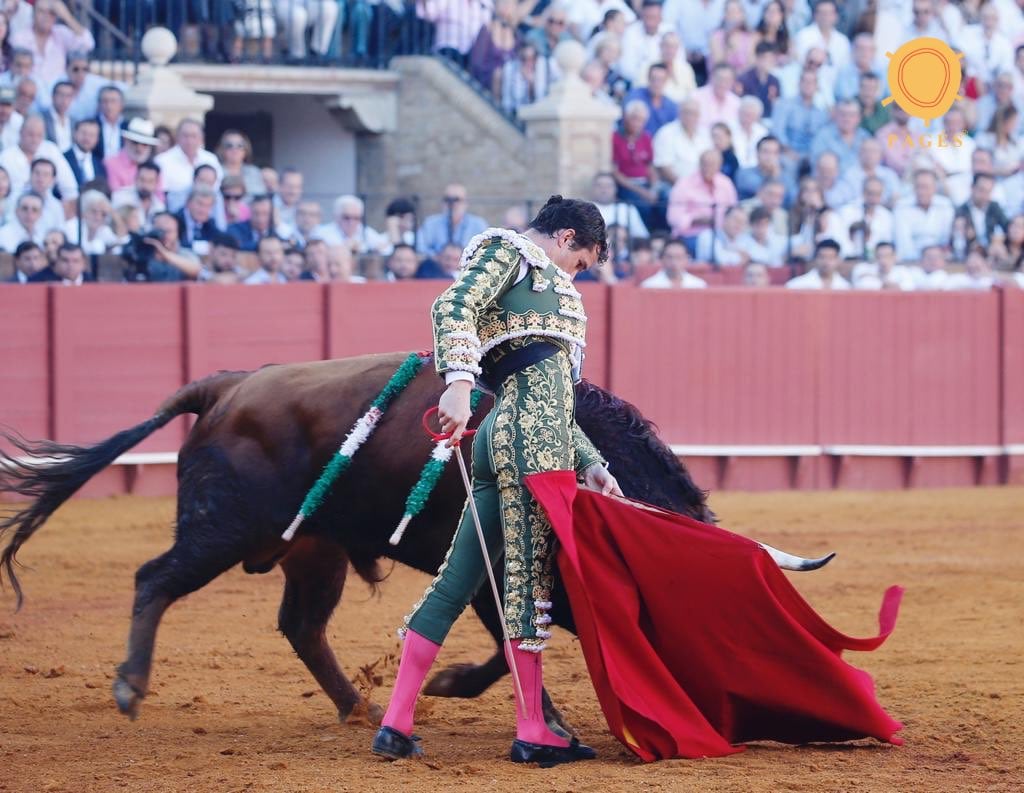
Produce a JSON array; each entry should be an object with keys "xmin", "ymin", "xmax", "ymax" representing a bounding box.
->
[{"xmin": 216, "ymin": 129, "xmax": 263, "ymax": 197}]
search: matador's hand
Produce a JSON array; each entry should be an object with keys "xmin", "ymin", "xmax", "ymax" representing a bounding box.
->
[
  {"xmin": 438, "ymin": 380, "xmax": 473, "ymax": 448},
  {"xmin": 583, "ymin": 464, "xmax": 623, "ymax": 497}
]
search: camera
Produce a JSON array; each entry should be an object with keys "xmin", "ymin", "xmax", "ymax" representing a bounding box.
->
[{"xmin": 121, "ymin": 230, "xmax": 164, "ymax": 281}]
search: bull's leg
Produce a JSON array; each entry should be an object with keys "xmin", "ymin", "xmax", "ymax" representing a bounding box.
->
[
  {"xmin": 113, "ymin": 537, "xmax": 243, "ymax": 720},
  {"xmin": 278, "ymin": 537, "xmax": 381, "ymax": 724}
]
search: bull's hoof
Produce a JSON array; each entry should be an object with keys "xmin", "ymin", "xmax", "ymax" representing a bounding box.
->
[
  {"xmin": 423, "ymin": 663, "xmax": 487, "ymax": 698},
  {"xmin": 542, "ymin": 688, "xmax": 576, "ymax": 739},
  {"xmin": 337, "ymin": 698, "xmax": 384, "ymax": 726},
  {"xmin": 112, "ymin": 677, "xmax": 144, "ymax": 721},
  {"xmin": 367, "ymin": 701, "xmax": 385, "ymax": 725}
]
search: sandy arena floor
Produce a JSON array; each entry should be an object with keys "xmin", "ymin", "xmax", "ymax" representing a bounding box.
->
[{"xmin": 0, "ymin": 488, "xmax": 1022, "ymax": 792}]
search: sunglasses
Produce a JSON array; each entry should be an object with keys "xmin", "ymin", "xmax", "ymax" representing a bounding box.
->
[
  {"xmin": 69, "ymin": 64, "xmax": 89, "ymax": 72},
  {"xmin": 548, "ymin": 18, "xmax": 566, "ymax": 25},
  {"xmin": 222, "ymin": 193, "xmax": 244, "ymax": 201},
  {"xmin": 341, "ymin": 214, "xmax": 362, "ymax": 221},
  {"xmin": 223, "ymin": 141, "xmax": 245, "ymax": 149},
  {"xmin": 443, "ymin": 195, "xmax": 464, "ymax": 202}
]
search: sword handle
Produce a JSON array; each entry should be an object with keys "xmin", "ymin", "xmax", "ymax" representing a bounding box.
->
[{"xmin": 422, "ymin": 406, "xmax": 476, "ymax": 444}]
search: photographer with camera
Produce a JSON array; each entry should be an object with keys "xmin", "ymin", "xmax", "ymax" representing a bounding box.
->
[{"xmin": 121, "ymin": 211, "xmax": 200, "ymax": 282}]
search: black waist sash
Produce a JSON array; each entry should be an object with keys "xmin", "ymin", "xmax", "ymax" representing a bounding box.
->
[{"xmin": 477, "ymin": 341, "xmax": 562, "ymax": 393}]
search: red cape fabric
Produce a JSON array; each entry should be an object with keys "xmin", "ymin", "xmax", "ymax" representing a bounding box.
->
[{"xmin": 525, "ymin": 471, "xmax": 904, "ymax": 762}]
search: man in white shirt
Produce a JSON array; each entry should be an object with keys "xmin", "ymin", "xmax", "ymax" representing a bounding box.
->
[
  {"xmin": 590, "ymin": 171, "xmax": 649, "ymax": 239},
  {"xmin": 653, "ymin": 98, "xmax": 711, "ymax": 185},
  {"xmin": 665, "ymin": 0, "xmax": 724, "ymax": 65},
  {"xmin": 154, "ymin": 118, "xmax": 223, "ymax": 195},
  {"xmin": 786, "ymin": 238, "xmax": 851, "ymax": 289},
  {"xmin": 928, "ymin": 106, "xmax": 976, "ymax": 205},
  {"xmin": 18, "ymin": 157, "xmax": 65, "ymax": 233},
  {"xmin": 793, "ymin": 0, "xmax": 850, "ymax": 70},
  {"xmin": 842, "ymin": 137, "xmax": 901, "ymax": 206},
  {"xmin": 894, "ymin": 170, "xmax": 955, "ymax": 261},
  {"xmin": 640, "ymin": 238, "xmax": 707, "ymax": 288},
  {"xmin": 94, "ymin": 84, "xmax": 126, "ymax": 159},
  {"xmin": 619, "ymin": 0, "xmax": 673, "ymax": 84},
  {"xmin": 946, "ymin": 246, "xmax": 996, "ymax": 290},
  {"xmin": 851, "ymin": 241, "xmax": 917, "ymax": 290},
  {"xmin": 957, "ymin": 2, "xmax": 1014, "ymax": 89},
  {"xmin": 63, "ymin": 117, "xmax": 103, "ymax": 188},
  {"xmin": 839, "ymin": 176, "xmax": 895, "ymax": 260},
  {"xmin": 909, "ymin": 244, "xmax": 951, "ymax": 290},
  {"xmin": 313, "ymin": 194, "xmax": 390, "ymax": 255},
  {"xmin": 0, "ymin": 191, "xmax": 45, "ymax": 251},
  {"xmin": 43, "ymin": 79, "xmax": 73, "ymax": 151},
  {"xmin": 570, "ymin": 0, "xmax": 635, "ymax": 40},
  {"xmin": 244, "ymin": 235, "xmax": 288, "ymax": 284},
  {"xmin": 737, "ymin": 205, "xmax": 787, "ymax": 265},
  {"xmin": 0, "ymin": 86, "xmax": 24, "ymax": 149},
  {"xmin": 65, "ymin": 52, "xmax": 127, "ymax": 122},
  {"xmin": 112, "ymin": 160, "xmax": 165, "ymax": 226},
  {"xmin": 0, "ymin": 114, "xmax": 78, "ymax": 204},
  {"xmin": 730, "ymin": 96, "xmax": 769, "ymax": 169},
  {"xmin": 695, "ymin": 205, "xmax": 750, "ymax": 266}
]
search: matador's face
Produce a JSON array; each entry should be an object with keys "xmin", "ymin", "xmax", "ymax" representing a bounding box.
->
[{"xmin": 548, "ymin": 229, "xmax": 599, "ymax": 280}]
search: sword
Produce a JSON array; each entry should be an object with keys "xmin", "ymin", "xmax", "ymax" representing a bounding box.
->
[{"xmin": 422, "ymin": 407, "xmax": 527, "ymax": 719}]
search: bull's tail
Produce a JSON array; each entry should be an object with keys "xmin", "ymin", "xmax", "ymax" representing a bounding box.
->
[{"xmin": 0, "ymin": 370, "xmax": 250, "ymax": 609}]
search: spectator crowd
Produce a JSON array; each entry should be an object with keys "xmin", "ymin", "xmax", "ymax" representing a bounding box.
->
[{"xmin": 3, "ymin": 0, "xmax": 1024, "ymax": 292}]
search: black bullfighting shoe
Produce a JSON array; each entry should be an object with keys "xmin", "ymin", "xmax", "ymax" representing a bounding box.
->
[
  {"xmin": 509, "ymin": 737, "xmax": 597, "ymax": 768},
  {"xmin": 371, "ymin": 726, "xmax": 423, "ymax": 760}
]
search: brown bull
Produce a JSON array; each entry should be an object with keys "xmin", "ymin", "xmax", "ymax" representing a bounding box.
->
[{"xmin": 1, "ymin": 352, "xmax": 715, "ymax": 726}]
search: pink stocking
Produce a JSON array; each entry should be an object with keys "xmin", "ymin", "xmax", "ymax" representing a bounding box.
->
[
  {"xmin": 507, "ymin": 643, "xmax": 569, "ymax": 747},
  {"xmin": 381, "ymin": 630, "xmax": 441, "ymax": 737}
]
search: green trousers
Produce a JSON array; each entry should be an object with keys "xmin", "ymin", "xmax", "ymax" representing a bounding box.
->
[{"xmin": 402, "ymin": 351, "xmax": 576, "ymax": 649}]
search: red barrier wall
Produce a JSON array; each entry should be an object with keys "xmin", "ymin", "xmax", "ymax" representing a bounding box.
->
[{"xmin": 0, "ymin": 283, "xmax": 1021, "ymax": 493}]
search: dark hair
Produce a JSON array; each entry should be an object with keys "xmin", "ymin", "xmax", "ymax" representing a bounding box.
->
[
  {"xmin": 73, "ymin": 117, "xmax": 99, "ymax": 132},
  {"xmin": 527, "ymin": 195, "xmax": 609, "ymax": 264},
  {"xmin": 193, "ymin": 163, "xmax": 217, "ymax": 179},
  {"xmin": 756, "ymin": 134, "xmax": 780, "ymax": 151},
  {"xmin": 211, "ymin": 232, "xmax": 239, "ymax": 250},
  {"xmin": 386, "ymin": 197, "xmax": 416, "ymax": 216},
  {"xmin": 754, "ymin": 41, "xmax": 777, "ymax": 57},
  {"xmin": 661, "ymin": 238, "xmax": 689, "ymax": 257},
  {"xmin": 875, "ymin": 241, "xmax": 895, "ymax": 254},
  {"xmin": 138, "ymin": 160, "xmax": 161, "ymax": 176},
  {"xmin": 814, "ymin": 238, "xmax": 841, "ymax": 256},
  {"xmin": 14, "ymin": 241, "xmax": 41, "ymax": 258},
  {"xmin": 749, "ymin": 206, "xmax": 772, "ymax": 224},
  {"xmin": 250, "ymin": 193, "xmax": 273, "ymax": 207},
  {"xmin": 58, "ymin": 242, "xmax": 84, "ymax": 258},
  {"xmin": 29, "ymin": 158, "xmax": 56, "ymax": 177},
  {"xmin": 389, "ymin": 243, "xmax": 417, "ymax": 260},
  {"xmin": 98, "ymin": 85, "xmax": 124, "ymax": 100},
  {"xmin": 757, "ymin": 1, "xmax": 789, "ymax": 55},
  {"xmin": 972, "ymin": 171, "xmax": 995, "ymax": 187},
  {"xmin": 257, "ymin": 234, "xmax": 283, "ymax": 250},
  {"xmin": 51, "ymin": 80, "xmax": 74, "ymax": 97}
]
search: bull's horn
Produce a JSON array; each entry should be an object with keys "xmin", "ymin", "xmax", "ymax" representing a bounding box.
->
[{"xmin": 760, "ymin": 544, "xmax": 836, "ymax": 571}]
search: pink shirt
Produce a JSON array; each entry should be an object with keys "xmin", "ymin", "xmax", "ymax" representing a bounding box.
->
[
  {"xmin": 694, "ymin": 85, "xmax": 741, "ymax": 132},
  {"xmin": 11, "ymin": 25, "xmax": 95, "ymax": 88},
  {"xmin": 104, "ymin": 150, "xmax": 140, "ymax": 192},
  {"xmin": 667, "ymin": 172, "xmax": 738, "ymax": 237}
]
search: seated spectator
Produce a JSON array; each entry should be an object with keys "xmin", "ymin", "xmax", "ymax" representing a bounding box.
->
[
  {"xmin": 992, "ymin": 214, "xmax": 1024, "ymax": 272},
  {"xmin": 501, "ymin": 41, "xmax": 553, "ymax": 114},
  {"xmin": 730, "ymin": 96, "xmax": 768, "ymax": 170},
  {"xmin": 63, "ymin": 189, "xmax": 119, "ymax": 254},
  {"xmin": 468, "ymin": 0, "xmax": 520, "ymax": 96},
  {"xmin": 104, "ymin": 118, "xmax": 160, "ymax": 192},
  {"xmin": 328, "ymin": 243, "xmax": 366, "ymax": 283},
  {"xmin": 282, "ymin": 246, "xmax": 305, "ymax": 282},
  {"xmin": 973, "ymin": 147, "xmax": 1015, "ymax": 212},
  {"xmin": 667, "ymin": 149, "xmax": 739, "ymax": 241},
  {"xmin": 851, "ymin": 241, "xmax": 918, "ymax": 291},
  {"xmin": 382, "ymin": 197, "xmax": 417, "ymax": 249},
  {"xmin": 814, "ymin": 151, "xmax": 854, "ymax": 208},
  {"xmin": 842, "ymin": 137, "xmax": 901, "ymax": 207},
  {"xmin": 503, "ymin": 204, "xmax": 528, "ymax": 232},
  {"xmin": 112, "ymin": 160, "xmax": 165, "ymax": 226},
  {"xmin": 975, "ymin": 71, "xmax": 1018, "ymax": 138},
  {"xmin": 581, "ymin": 59, "xmax": 616, "ymax": 105},
  {"xmin": 856, "ymin": 71, "xmax": 889, "ymax": 135},
  {"xmin": 27, "ymin": 240, "xmax": 91, "ymax": 284},
  {"xmin": 910, "ymin": 244, "xmax": 951, "ymax": 290},
  {"xmin": 839, "ymin": 176, "xmax": 895, "ymax": 259},
  {"xmin": 232, "ymin": 0, "xmax": 276, "ymax": 61},
  {"xmin": 619, "ymin": 0, "xmax": 672, "ymax": 85},
  {"xmin": 903, "ymin": 0, "xmax": 948, "ymax": 43},
  {"xmin": 810, "ymin": 100, "xmax": 869, "ymax": 173},
  {"xmin": 709, "ymin": 1, "xmax": 757, "ymax": 74},
  {"xmin": 639, "ymin": 238, "xmax": 707, "ymax": 288},
  {"xmin": 947, "ymin": 246, "xmax": 997, "ymax": 290},
  {"xmin": 739, "ymin": 41, "xmax": 781, "ymax": 117},
  {"xmin": 959, "ymin": 3, "xmax": 1014, "ymax": 93},
  {"xmin": 199, "ymin": 233, "xmax": 242, "ymax": 284},
  {"xmin": 314, "ymin": 194, "xmax": 389, "ymax": 255},
  {"xmin": 43, "ymin": 80, "xmax": 73, "ymax": 151},
  {"xmin": 653, "ymin": 98, "xmax": 711, "ymax": 186},
  {"xmin": 10, "ymin": 0, "xmax": 94, "ymax": 88},
  {"xmin": 894, "ymin": 170, "xmax": 955, "ymax": 262},
  {"xmin": 874, "ymin": 105, "xmax": 915, "ymax": 178},
  {"xmin": 417, "ymin": 0, "xmax": 492, "ymax": 68},
  {"xmin": 775, "ymin": 46, "xmax": 835, "ymax": 106},
  {"xmin": 955, "ymin": 172, "xmax": 1011, "ymax": 252},
  {"xmin": 12, "ymin": 75, "xmax": 36, "ymax": 117},
  {"xmin": 274, "ymin": 167, "xmax": 303, "ymax": 230},
  {"xmin": 416, "ymin": 183, "xmax": 488, "ymax": 256},
  {"xmin": 244, "ymin": 234, "xmax": 286, "ymax": 284},
  {"xmin": 623, "ymin": 63, "xmax": 678, "ymax": 135},
  {"xmin": 0, "ymin": 114, "xmax": 76, "ymax": 204},
  {"xmin": 975, "ymin": 105, "xmax": 1023, "ymax": 183},
  {"xmin": 42, "ymin": 227, "xmax": 64, "ymax": 266},
  {"xmin": 416, "ymin": 242, "xmax": 462, "ymax": 279},
  {"xmin": 590, "ymin": 171, "xmax": 649, "ymax": 240},
  {"xmin": 0, "ymin": 190, "xmax": 44, "ymax": 250},
  {"xmin": 594, "ymin": 34, "xmax": 631, "ymax": 102},
  {"xmin": 785, "ymin": 238, "xmax": 850, "ymax": 289},
  {"xmin": 154, "ymin": 118, "xmax": 222, "ymax": 196},
  {"xmin": 695, "ymin": 205, "xmax": 749, "ymax": 266},
  {"xmin": 633, "ymin": 32, "xmax": 696, "ymax": 103},
  {"xmin": 613, "ymin": 101, "xmax": 658, "ymax": 213},
  {"xmin": 213, "ymin": 174, "xmax": 249, "ymax": 229},
  {"xmin": 63, "ymin": 118, "xmax": 105, "ymax": 188},
  {"xmin": 23, "ymin": 157, "xmax": 65, "ymax": 234},
  {"xmin": 216, "ymin": 129, "xmax": 264, "ymax": 198},
  {"xmin": 833, "ymin": 32, "xmax": 880, "ymax": 101},
  {"xmin": 154, "ymin": 125, "xmax": 173, "ymax": 154},
  {"xmin": 743, "ymin": 260, "xmax": 770, "ymax": 286},
  {"xmin": 928, "ymin": 106, "xmax": 975, "ymax": 205},
  {"xmin": 175, "ymin": 185, "xmax": 220, "ymax": 253},
  {"xmin": 385, "ymin": 243, "xmax": 419, "ymax": 280},
  {"xmin": 6, "ymin": 239, "xmax": 45, "ymax": 283},
  {"xmin": 571, "ymin": 0, "xmax": 634, "ymax": 44},
  {"xmin": 94, "ymin": 85, "xmax": 127, "ymax": 161},
  {"xmin": 694, "ymin": 63, "xmax": 741, "ymax": 132},
  {"xmin": 734, "ymin": 135, "xmax": 794, "ymax": 204},
  {"xmin": 711, "ymin": 122, "xmax": 740, "ymax": 181},
  {"xmin": 66, "ymin": 52, "xmax": 124, "ymax": 123},
  {"xmin": 275, "ymin": 0, "xmax": 339, "ymax": 61},
  {"xmin": 142, "ymin": 211, "xmax": 201, "ymax": 281},
  {"xmin": 0, "ymin": 165, "xmax": 12, "ymax": 219},
  {"xmin": 770, "ymin": 68, "xmax": 829, "ymax": 161},
  {"xmin": 300, "ymin": 238, "xmax": 331, "ymax": 282},
  {"xmin": 228, "ymin": 193, "xmax": 277, "ymax": 252},
  {"xmin": 526, "ymin": 3, "xmax": 572, "ymax": 57},
  {"xmin": 0, "ymin": 86, "xmax": 22, "ymax": 149},
  {"xmin": 792, "ymin": 0, "xmax": 849, "ymax": 69},
  {"xmin": 167, "ymin": 162, "xmax": 218, "ymax": 214},
  {"xmin": 737, "ymin": 205, "xmax": 787, "ymax": 266},
  {"xmin": 288, "ymin": 198, "xmax": 322, "ymax": 249},
  {"xmin": 754, "ymin": 0, "xmax": 790, "ymax": 61}
]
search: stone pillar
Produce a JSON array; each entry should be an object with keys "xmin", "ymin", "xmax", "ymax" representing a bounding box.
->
[
  {"xmin": 517, "ymin": 41, "xmax": 621, "ymax": 203},
  {"xmin": 124, "ymin": 28, "xmax": 214, "ymax": 129}
]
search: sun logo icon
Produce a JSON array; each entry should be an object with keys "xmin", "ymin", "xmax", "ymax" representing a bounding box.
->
[{"xmin": 882, "ymin": 37, "xmax": 964, "ymax": 127}]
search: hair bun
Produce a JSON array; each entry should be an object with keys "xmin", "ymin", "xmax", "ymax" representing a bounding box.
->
[{"xmin": 541, "ymin": 195, "xmax": 564, "ymax": 209}]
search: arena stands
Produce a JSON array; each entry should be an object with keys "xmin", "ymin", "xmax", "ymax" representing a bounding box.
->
[{"xmin": 0, "ymin": 0, "xmax": 1023, "ymax": 290}]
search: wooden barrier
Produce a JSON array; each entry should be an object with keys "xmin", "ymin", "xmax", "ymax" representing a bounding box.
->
[{"xmin": 0, "ymin": 283, "xmax": 1021, "ymax": 494}]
